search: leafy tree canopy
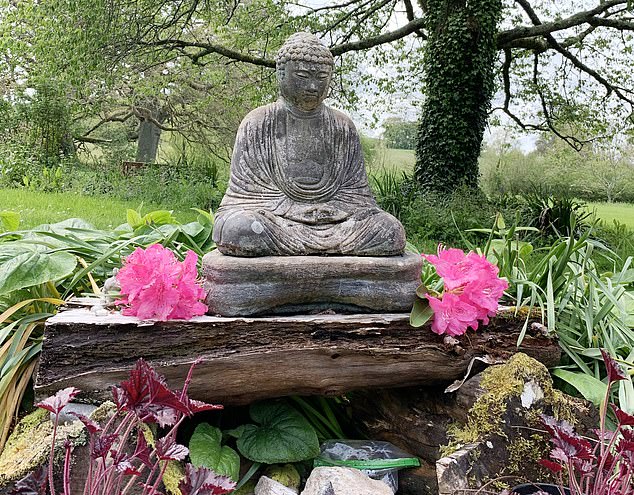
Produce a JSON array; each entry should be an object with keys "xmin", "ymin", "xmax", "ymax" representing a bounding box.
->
[{"xmin": 1, "ymin": 0, "xmax": 633, "ymax": 166}]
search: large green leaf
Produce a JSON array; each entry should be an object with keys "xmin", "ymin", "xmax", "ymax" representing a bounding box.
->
[
  {"xmin": 235, "ymin": 402, "xmax": 319, "ymax": 464},
  {"xmin": 552, "ymin": 369, "xmax": 607, "ymax": 406},
  {"xmin": 0, "ymin": 249, "xmax": 77, "ymax": 296},
  {"xmin": 189, "ymin": 423, "xmax": 240, "ymax": 481}
]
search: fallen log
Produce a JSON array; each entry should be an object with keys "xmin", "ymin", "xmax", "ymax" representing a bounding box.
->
[{"xmin": 35, "ymin": 306, "xmax": 560, "ymax": 405}]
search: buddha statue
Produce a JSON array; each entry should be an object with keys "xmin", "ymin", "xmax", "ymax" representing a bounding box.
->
[{"xmin": 212, "ymin": 32, "xmax": 407, "ymax": 257}]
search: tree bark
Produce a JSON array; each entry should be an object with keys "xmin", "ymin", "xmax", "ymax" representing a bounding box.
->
[
  {"xmin": 35, "ymin": 307, "xmax": 560, "ymax": 405},
  {"xmin": 134, "ymin": 99, "xmax": 169, "ymax": 163}
]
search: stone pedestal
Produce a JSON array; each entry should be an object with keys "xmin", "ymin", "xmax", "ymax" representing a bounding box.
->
[{"xmin": 202, "ymin": 250, "xmax": 423, "ymax": 316}]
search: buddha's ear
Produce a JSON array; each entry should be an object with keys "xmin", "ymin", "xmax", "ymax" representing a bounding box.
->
[{"xmin": 276, "ymin": 65, "xmax": 285, "ymax": 82}]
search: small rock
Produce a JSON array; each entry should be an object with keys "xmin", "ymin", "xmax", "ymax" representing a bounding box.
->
[
  {"xmin": 300, "ymin": 467, "xmax": 393, "ymax": 495},
  {"xmin": 255, "ymin": 476, "xmax": 298, "ymax": 495},
  {"xmin": 90, "ymin": 304, "xmax": 109, "ymax": 316},
  {"xmin": 51, "ymin": 402, "xmax": 98, "ymax": 425},
  {"xmin": 264, "ymin": 464, "xmax": 301, "ymax": 492}
]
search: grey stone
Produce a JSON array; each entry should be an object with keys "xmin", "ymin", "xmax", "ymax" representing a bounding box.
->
[
  {"xmin": 212, "ymin": 32, "xmax": 406, "ymax": 257},
  {"xmin": 300, "ymin": 467, "xmax": 393, "ymax": 495},
  {"xmin": 51, "ymin": 402, "xmax": 98, "ymax": 425},
  {"xmin": 255, "ymin": 476, "xmax": 298, "ymax": 495},
  {"xmin": 203, "ymin": 250, "xmax": 421, "ymax": 316}
]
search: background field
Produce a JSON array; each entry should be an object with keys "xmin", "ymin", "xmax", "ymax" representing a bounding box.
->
[
  {"xmin": 588, "ymin": 202, "xmax": 634, "ymax": 228},
  {"xmin": 1, "ymin": 188, "xmax": 199, "ymax": 230}
]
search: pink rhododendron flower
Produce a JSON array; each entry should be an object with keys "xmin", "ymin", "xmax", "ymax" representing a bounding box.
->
[
  {"xmin": 116, "ymin": 245, "xmax": 207, "ymax": 321},
  {"xmin": 422, "ymin": 246, "xmax": 508, "ymax": 336},
  {"xmin": 427, "ymin": 293, "xmax": 480, "ymax": 336}
]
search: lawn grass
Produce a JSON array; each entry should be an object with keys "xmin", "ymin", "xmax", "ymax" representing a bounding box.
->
[
  {"xmin": 368, "ymin": 147, "xmax": 415, "ymax": 174},
  {"xmin": 1, "ymin": 188, "xmax": 199, "ymax": 230},
  {"xmin": 586, "ymin": 202, "xmax": 634, "ymax": 229}
]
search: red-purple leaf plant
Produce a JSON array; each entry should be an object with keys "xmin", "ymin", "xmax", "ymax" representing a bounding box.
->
[
  {"xmin": 537, "ymin": 349, "xmax": 634, "ymax": 495},
  {"xmin": 12, "ymin": 359, "xmax": 235, "ymax": 495}
]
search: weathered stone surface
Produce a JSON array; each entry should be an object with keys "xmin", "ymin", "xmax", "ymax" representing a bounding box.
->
[
  {"xmin": 53, "ymin": 402, "xmax": 98, "ymax": 425},
  {"xmin": 203, "ymin": 250, "xmax": 422, "ymax": 316},
  {"xmin": 255, "ymin": 476, "xmax": 298, "ymax": 495},
  {"xmin": 212, "ymin": 33, "xmax": 405, "ymax": 257},
  {"xmin": 300, "ymin": 467, "xmax": 393, "ymax": 495}
]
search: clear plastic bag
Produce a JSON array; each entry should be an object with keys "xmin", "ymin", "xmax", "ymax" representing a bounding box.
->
[{"xmin": 313, "ymin": 440, "xmax": 420, "ymax": 493}]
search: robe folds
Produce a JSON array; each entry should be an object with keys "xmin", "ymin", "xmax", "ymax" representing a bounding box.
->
[{"xmin": 213, "ymin": 99, "xmax": 406, "ymax": 257}]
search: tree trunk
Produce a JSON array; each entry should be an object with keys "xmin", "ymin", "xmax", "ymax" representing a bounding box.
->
[
  {"xmin": 415, "ymin": 0, "xmax": 503, "ymax": 193},
  {"xmin": 134, "ymin": 100, "xmax": 169, "ymax": 163},
  {"xmin": 135, "ymin": 119, "xmax": 162, "ymax": 163}
]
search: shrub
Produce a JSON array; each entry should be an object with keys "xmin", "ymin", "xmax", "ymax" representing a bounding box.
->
[{"xmin": 399, "ymin": 186, "xmax": 500, "ymax": 249}]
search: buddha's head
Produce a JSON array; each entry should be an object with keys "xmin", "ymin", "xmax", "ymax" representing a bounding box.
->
[{"xmin": 276, "ymin": 32, "xmax": 333, "ymax": 112}]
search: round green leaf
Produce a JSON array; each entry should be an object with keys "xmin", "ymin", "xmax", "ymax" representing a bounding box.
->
[
  {"xmin": 189, "ymin": 423, "xmax": 240, "ymax": 481},
  {"xmin": 236, "ymin": 402, "xmax": 319, "ymax": 464}
]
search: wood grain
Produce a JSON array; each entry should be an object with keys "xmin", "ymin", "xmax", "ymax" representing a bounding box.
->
[{"xmin": 35, "ymin": 308, "xmax": 560, "ymax": 405}]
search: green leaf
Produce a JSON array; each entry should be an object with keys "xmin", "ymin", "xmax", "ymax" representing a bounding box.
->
[
  {"xmin": 410, "ymin": 296, "xmax": 433, "ymax": 328},
  {"xmin": 0, "ymin": 211, "xmax": 20, "ymax": 232},
  {"xmin": 191, "ymin": 208, "xmax": 214, "ymax": 225},
  {"xmin": 226, "ymin": 425, "xmax": 247, "ymax": 439},
  {"xmin": 126, "ymin": 209, "xmax": 143, "ymax": 229},
  {"xmin": 189, "ymin": 423, "xmax": 240, "ymax": 481},
  {"xmin": 613, "ymin": 269, "xmax": 634, "ymax": 285},
  {"xmin": 0, "ymin": 249, "xmax": 77, "ymax": 296},
  {"xmin": 141, "ymin": 210, "xmax": 176, "ymax": 226},
  {"xmin": 236, "ymin": 401, "xmax": 319, "ymax": 464},
  {"xmin": 552, "ymin": 369, "xmax": 607, "ymax": 405}
]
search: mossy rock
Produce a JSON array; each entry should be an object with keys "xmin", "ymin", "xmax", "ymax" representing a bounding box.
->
[
  {"xmin": 446, "ymin": 352, "xmax": 577, "ymax": 449},
  {"xmin": 0, "ymin": 409, "xmax": 86, "ymax": 485},
  {"xmin": 437, "ymin": 353, "xmax": 592, "ymax": 493},
  {"xmin": 264, "ymin": 464, "xmax": 301, "ymax": 491}
]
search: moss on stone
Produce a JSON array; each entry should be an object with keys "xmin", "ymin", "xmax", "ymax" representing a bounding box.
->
[
  {"xmin": 506, "ymin": 435, "xmax": 547, "ymax": 474},
  {"xmin": 163, "ymin": 460, "xmax": 185, "ymax": 495},
  {"xmin": 90, "ymin": 401, "xmax": 116, "ymax": 423},
  {"xmin": 0, "ymin": 408, "xmax": 85, "ymax": 484},
  {"xmin": 444, "ymin": 353, "xmax": 576, "ymax": 453},
  {"xmin": 264, "ymin": 464, "xmax": 301, "ymax": 491},
  {"xmin": 496, "ymin": 306, "xmax": 542, "ymax": 321}
]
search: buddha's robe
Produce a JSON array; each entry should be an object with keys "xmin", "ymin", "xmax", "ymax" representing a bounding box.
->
[{"xmin": 212, "ymin": 99, "xmax": 406, "ymax": 257}]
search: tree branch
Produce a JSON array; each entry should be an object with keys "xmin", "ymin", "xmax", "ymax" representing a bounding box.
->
[
  {"xmin": 331, "ymin": 17, "xmax": 426, "ymax": 55},
  {"xmin": 497, "ymin": 0, "xmax": 626, "ymax": 48},
  {"xmin": 83, "ymin": 110, "xmax": 134, "ymax": 136},
  {"xmin": 145, "ymin": 39, "xmax": 276, "ymax": 67},
  {"xmin": 403, "ymin": 0, "xmax": 427, "ymax": 38},
  {"xmin": 516, "ymin": 0, "xmax": 634, "ymax": 106},
  {"xmin": 146, "ymin": 15, "xmax": 427, "ymax": 66}
]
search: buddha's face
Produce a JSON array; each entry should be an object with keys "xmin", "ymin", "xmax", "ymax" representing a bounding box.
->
[{"xmin": 278, "ymin": 60, "xmax": 332, "ymax": 112}]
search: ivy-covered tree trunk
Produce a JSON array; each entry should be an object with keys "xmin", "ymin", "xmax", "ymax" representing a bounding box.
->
[{"xmin": 415, "ymin": 0, "xmax": 503, "ymax": 193}]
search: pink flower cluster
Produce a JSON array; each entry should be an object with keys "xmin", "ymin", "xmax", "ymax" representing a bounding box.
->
[
  {"xmin": 423, "ymin": 247, "xmax": 508, "ymax": 337},
  {"xmin": 116, "ymin": 244, "xmax": 207, "ymax": 321}
]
